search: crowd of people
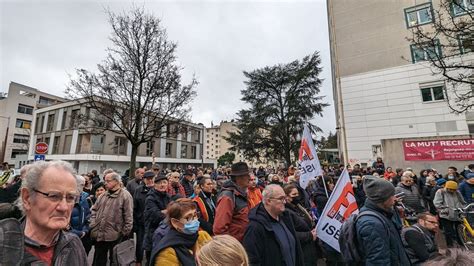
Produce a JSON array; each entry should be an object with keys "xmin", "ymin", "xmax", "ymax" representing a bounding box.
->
[{"xmin": 0, "ymin": 158, "xmax": 473, "ymax": 265}]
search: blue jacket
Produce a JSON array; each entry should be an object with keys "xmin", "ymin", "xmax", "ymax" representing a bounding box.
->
[
  {"xmin": 356, "ymin": 199, "xmax": 410, "ymax": 266},
  {"xmin": 70, "ymin": 192, "xmax": 90, "ymax": 237},
  {"xmin": 458, "ymin": 180, "xmax": 474, "ymax": 204}
]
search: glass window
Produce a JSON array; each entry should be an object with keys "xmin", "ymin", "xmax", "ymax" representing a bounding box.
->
[
  {"xmin": 11, "ymin": 149, "xmax": 27, "ymax": 158},
  {"xmin": 452, "ymin": 0, "xmax": 474, "ymax": 16},
  {"xmin": 17, "ymin": 104, "xmax": 33, "ymax": 115},
  {"xmin": 191, "ymin": 146, "xmax": 197, "ymax": 159},
  {"xmin": 15, "ymin": 119, "xmax": 32, "ymax": 129},
  {"xmin": 146, "ymin": 140, "xmax": 154, "ymax": 156},
  {"xmin": 166, "ymin": 143, "xmax": 172, "ymax": 156},
  {"xmin": 432, "ymin": 86, "xmax": 445, "ymax": 100},
  {"xmin": 410, "ymin": 40, "xmax": 442, "ymax": 63},
  {"xmin": 46, "ymin": 114, "xmax": 55, "ymax": 132},
  {"xmin": 421, "ymin": 86, "xmax": 445, "ymax": 102},
  {"xmin": 181, "ymin": 144, "xmax": 188, "ymax": 158},
  {"xmin": 459, "ymin": 34, "xmax": 473, "ymax": 54},
  {"xmin": 405, "ymin": 3, "xmax": 433, "ymax": 27},
  {"xmin": 91, "ymin": 135, "xmax": 104, "ymax": 153},
  {"xmin": 52, "ymin": 136, "xmax": 60, "ymax": 154},
  {"xmin": 113, "ymin": 136, "xmax": 127, "ymax": 155},
  {"xmin": 13, "ymin": 134, "xmax": 29, "ymax": 144}
]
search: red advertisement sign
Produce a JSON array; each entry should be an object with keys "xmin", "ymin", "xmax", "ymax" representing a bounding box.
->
[{"xmin": 403, "ymin": 139, "xmax": 474, "ymax": 161}]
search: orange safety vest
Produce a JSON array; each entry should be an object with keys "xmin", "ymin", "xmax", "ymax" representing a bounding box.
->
[{"xmin": 193, "ymin": 196, "xmax": 209, "ymax": 222}]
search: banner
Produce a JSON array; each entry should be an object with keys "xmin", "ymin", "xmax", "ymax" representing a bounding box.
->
[
  {"xmin": 403, "ymin": 139, "xmax": 474, "ymax": 161},
  {"xmin": 315, "ymin": 169, "xmax": 358, "ymax": 252},
  {"xmin": 298, "ymin": 124, "xmax": 323, "ymax": 189}
]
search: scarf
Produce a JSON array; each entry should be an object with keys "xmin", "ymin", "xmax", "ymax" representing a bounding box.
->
[{"xmin": 155, "ymin": 228, "xmax": 198, "ymax": 266}]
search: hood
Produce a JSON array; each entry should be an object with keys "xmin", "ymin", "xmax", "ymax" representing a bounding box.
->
[
  {"xmin": 363, "ymin": 199, "xmax": 393, "ymax": 218},
  {"xmin": 313, "ymin": 186, "xmax": 330, "ymax": 197},
  {"xmin": 221, "ymin": 180, "xmax": 247, "ymax": 197}
]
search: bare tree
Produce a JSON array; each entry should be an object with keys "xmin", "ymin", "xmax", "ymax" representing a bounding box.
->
[
  {"xmin": 67, "ymin": 8, "xmax": 197, "ymax": 177},
  {"xmin": 407, "ymin": 0, "xmax": 473, "ymax": 113}
]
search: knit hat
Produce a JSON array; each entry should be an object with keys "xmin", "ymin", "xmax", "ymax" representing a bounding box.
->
[
  {"xmin": 436, "ymin": 178, "xmax": 447, "ymax": 186},
  {"xmin": 363, "ymin": 176, "xmax": 395, "ymax": 203},
  {"xmin": 445, "ymin": 181, "xmax": 458, "ymax": 190}
]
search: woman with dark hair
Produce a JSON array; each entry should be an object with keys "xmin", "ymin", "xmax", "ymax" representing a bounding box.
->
[
  {"xmin": 151, "ymin": 198, "xmax": 212, "ymax": 265},
  {"xmin": 192, "ymin": 177, "xmax": 217, "ymax": 235},
  {"xmin": 284, "ymin": 184, "xmax": 318, "ymax": 266},
  {"xmin": 89, "ymin": 182, "xmax": 106, "ymax": 205}
]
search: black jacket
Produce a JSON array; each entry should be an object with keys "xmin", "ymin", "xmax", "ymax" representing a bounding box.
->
[
  {"xmin": 313, "ymin": 186, "xmax": 330, "ymax": 217},
  {"xmin": 181, "ymin": 178, "xmax": 194, "ymax": 198},
  {"xmin": 243, "ymin": 202, "xmax": 305, "ymax": 266},
  {"xmin": 143, "ymin": 189, "xmax": 171, "ymax": 251},
  {"xmin": 133, "ymin": 184, "xmax": 153, "ymax": 228}
]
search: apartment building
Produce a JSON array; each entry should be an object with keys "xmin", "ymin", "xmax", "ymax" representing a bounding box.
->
[
  {"xmin": 0, "ymin": 82, "xmax": 64, "ymax": 165},
  {"xmin": 27, "ymin": 100, "xmax": 216, "ymax": 174},
  {"xmin": 328, "ymin": 0, "xmax": 474, "ymax": 172},
  {"xmin": 204, "ymin": 121, "xmax": 244, "ymax": 162}
]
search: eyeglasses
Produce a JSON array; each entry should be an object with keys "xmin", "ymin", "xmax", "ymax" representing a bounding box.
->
[
  {"xmin": 33, "ymin": 189, "xmax": 79, "ymax": 204},
  {"xmin": 104, "ymin": 179, "xmax": 117, "ymax": 183},
  {"xmin": 270, "ymin": 196, "xmax": 286, "ymax": 203}
]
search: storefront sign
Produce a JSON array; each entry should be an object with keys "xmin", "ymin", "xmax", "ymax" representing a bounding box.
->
[{"xmin": 403, "ymin": 139, "xmax": 474, "ymax": 161}]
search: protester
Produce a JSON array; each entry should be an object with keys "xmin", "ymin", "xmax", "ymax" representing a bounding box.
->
[
  {"xmin": 243, "ymin": 184, "xmax": 304, "ymax": 266},
  {"xmin": 167, "ymin": 171, "xmax": 186, "ymax": 197},
  {"xmin": 433, "ymin": 180, "xmax": 466, "ymax": 247},
  {"xmin": 126, "ymin": 167, "xmax": 144, "ymax": 195},
  {"xmin": 289, "ymin": 170, "xmax": 311, "ymax": 209},
  {"xmin": 89, "ymin": 171, "xmax": 133, "ymax": 266},
  {"xmin": 213, "ymin": 162, "xmax": 250, "ymax": 242},
  {"xmin": 4, "ymin": 160, "xmax": 88, "ymax": 265},
  {"xmin": 383, "ymin": 167, "xmax": 396, "ymax": 181},
  {"xmin": 445, "ymin": 166, "xmax": 461, "ymax": 182},
  {"xmin": 0, "ymin": 164, "xmax": 29, "ymax": 204},
  {"xmin": 83, "ymin": 174, "xmax": 93, "ymax": 195},
  {"xmin": 356, "ymin": 176, "xmax": 410, "ymax": 265},
  {"xmin": 0, "ymin": 162, "xmax": 13, "ymax": 187},
  {"xmin": 133, "ymin": 171, "xmax": 155, "ymax": 266},
  {"xmin": 423, "ymin": 176, "xmax": 437, "ymax": 215},
  {"xmin": 181, "ymin": 170, "xmax": 195, "ymax": 197},
  {"xmin": 395, "ymin": 173, "xmax": 425, "ymax": 213},
  {"xmin": 152, "ymin": 198, "xmax": 212, "ymax": 265},
  {"xmin": 90, "ymin": 169, "xmax": 100, "ymax": 186},
  {"xmin": 392, "ymin": 168, "xmax": 403, "ymax": 187},
  {"xmin": 90, "ymin": 182, "xmax": 106, "ymax": 204},
  {"xmin": 401, "ymin": 212, "xmax": 440, "ymax": 264},
  {"xmin": 143, "ymin": 173, "xmax": 172, "ymax": 262},
  {"xmin": 284, "ymin": 184, "xmax": 318, "ymax": 266},
  {"xmin": 372, "ymin": 157, "xmax": 385, "ymax": 175},
  {"xmin": 268, "ymin": 173, "xmax": 284, "ymax": 186},
  {"xmin": 197, "ymin": 235, "xmax": 249, "ymax": 266},
  {"xmin": 248, "ymin": 172, "xmax": 263, "ymax": 209},
  {"xmin": 458, "ymin": 173, "xmax": 474, "ymax": 204},
  {"xmin": 353, "ymin": 174, "xmax": 366, "ymax": 208},
  {"xmin": 193, "ymin": 176, "xmax": 217, "ymax": 235},
  {"xmin": 312, "ymin": 176, "xmax": 335, "ymax": 217},
  {"xmin": 70, "ymin": 175, "xmax": 92, "ymax": 254}
]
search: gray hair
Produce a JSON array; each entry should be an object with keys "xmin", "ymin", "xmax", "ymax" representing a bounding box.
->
[
  {"xmin": 103, "ymin": 168, "xmax": 114, "ymax": 176},
  {"xmin": 20, "ymin": 164, "xmax": 32, "ymax": 178},
  {"xmin": 76, "ymin": 175, "xmax": 85, "ymax": 193},
  {"xmin": 18, "ymin": 160, "xmax": 77, "ymax": 213},
  {"xmin": 262, "ymin": 184, "xmax": 282, "ymax": 202},
  {"xmin": 106, "ymin": 172, "xmax": 121, "ymax": 182}
]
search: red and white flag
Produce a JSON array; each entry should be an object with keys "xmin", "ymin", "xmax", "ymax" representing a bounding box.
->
[
  {"xmin": 315, "ymin": 169, "xmax": 359, "ymax": 252},
  {"xmin": 298, "ymin": 124, "xmax": 323, "ymax": 189}
]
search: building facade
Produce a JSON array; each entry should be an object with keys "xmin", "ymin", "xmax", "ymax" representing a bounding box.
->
[
  {"xmin": 204, "ymin": 121, "xmax": 244, "ymax": 162},
  {"xmin": 27, "ymin": 100, "xmax": 216, "ymax": 174},
  {"xmin": 328, "ymin": 0, "xmax": 473, "ymax": 172},
  {"xmin": 0, "ymin": 82, "xmax": 64, "ymax": 165}
]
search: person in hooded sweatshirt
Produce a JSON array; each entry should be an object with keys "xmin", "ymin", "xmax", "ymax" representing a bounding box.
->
[{"xmin": 213, "ymin": 162, "xmax": 250, "ymax": 242}]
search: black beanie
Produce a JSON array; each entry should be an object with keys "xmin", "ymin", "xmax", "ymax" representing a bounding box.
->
[{"xmin": 363, "ymin": 176, "xmax": 395, "ymax": 203}]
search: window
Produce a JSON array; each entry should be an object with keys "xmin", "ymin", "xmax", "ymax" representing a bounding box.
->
[
  {"xmin": 468, "ymin": 123, "xmax": 474, "ymax": 134},
  {"xmin": 191, "ymin": 146, "xmax": 197, "ymax": 159},
  {"xmin": 459, "ymin": 34, "xmax": 473, "ymax": 54},
  {"xmin": 113, "ymin": 136, "xmax": 127, "ymax": 155},
  {"xmin": 166, "ymin": 143, "xmax": 172, "ymax": 156},
  {"xmin": 46, "ymin": 114, "xmax": 55, "ymax": 132},
  {"xmin": 405, "ymin": 3, "xmax": 433, "ymax": 27},
  {"xmin": 91, "ymin": 135, "xmax": 104, "ymax": 153},
  {"xmin": 70, "ymin": 109, "xmax": 79, "ymax": 128},
  {"xmin": 11, "ymin": 149, "xmax": 27, "ymax": 158},
  {"xmin": 61, "ymin": 110, "xmax": 67, "ymax": 129},
  {"xmin": 452, "ymin": 0, "xmax": 474, "ymax": 16},
  {"xmin": 146, "ymin": 140, "xmax": 154, "ymax": 156},
  {"xmin": 15, "ymin": 119, "xmax": 31, "ymax": 129},
  {"xmin": 52, "ymin": 136, "xmax": 60, "ymax": 154},
  {"xmin": 38, "ymin": 96, "xmax": 56, "ymax": 106},
  {"xmin": 410, "ymin": 40, "xmax": 442, "ymax": 63},
  {"xmin": 17, "ymin": 104, "xmax": 33, "ymax": 115},
  {"xmin": 421, "ymin": 86, "xmax": 445, "ymax": 102},
  {"xmin": 13, "ymin": 134, "xmax": 29, "ymax": 144},
  {"xmin": 63, "ymin": 135, "xmax": 72, "ymax": 154},
  {"xmin": 181, "ymin": 144, "xmax": 188, "ymax": 158}
]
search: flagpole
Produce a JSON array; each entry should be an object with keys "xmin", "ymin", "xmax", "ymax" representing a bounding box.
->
[{"xmin": 320, "ymin": 174, "xmax": 329, "ymax": 198}]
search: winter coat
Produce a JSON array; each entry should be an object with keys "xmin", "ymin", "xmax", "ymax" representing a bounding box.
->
[
  {"xmin": 133, "ymin": 184, "xmax": 153, "ymax": 228},
  {"xmin": 243, "ymin": 203, "xmax": 305, "ymax": 266},
  {"xmin": 395, "ymin": 183, "xmax": 425, "ymax": 213},
  {"xmin": 353, "ymin": 181, "xmax": 366, "ymax": 208},
  {"xmin": 167, "ymin": 182, "xmax": 186, "ymax": 197},
  {"xmin": 193, "ymin": 191, "xmax": 216, "ymax": 235},
  {"xmin": 356, "ymin": 199, "xmax": 411, "ymax": 266},
  {"xmin": 153, "ymin": 230, "xmax": 211, "ymax": 266},
  {"xmin": 313, "ymin": 186, "xmax": 330, "ymax": 217},
  {"xmin": 401, "ymin": 223, "xmax": 438, "ymax": 264},
  {"xmin": 0, "ymin": 179, "xmax": 22, "ymax": 203},
  {"xmin": 433, "ymin": 188, "xmax": 466, "ymax": 221},
  {"xmin": 89, "ymin": 188, "xmax": 133, "ymax": 242},
  {"xmin": 285, "ymin": 202, "xmax": 318, "ymax": 266},
  {"xmin": 248, "ymin": 187, "xmax": 263, "ymax": 209},
  {"xmin": 143, "ymin": 189, "xmax": 171, "ymax": 251},
  {"xmin": 422, "ymin": 184, "xmax": 436, "ymax": 214},
  {"xmin": 213, "ymin": 180, "xmax": 249, "ymax": 242},
  {"xmin": 70, "ymin": 192, "xmax": 90, "ymax": 238},
  {"xmin": 458, "ymin": 181, "xmax": 474, "ymax": 204},
  {"xmin": 290, "ymin": 180, "xmax": 311, "ymax": 209},
  {"xmin": 0, "ymin": 218, "xmax": 88, "ymax": 266},
  {"xmin": 126, "ymin": 178, "xmax": 141, "ymax": 195},
  {"xmin": 181, "ymin": 178, "xmax": 194, "ymax": 197}
]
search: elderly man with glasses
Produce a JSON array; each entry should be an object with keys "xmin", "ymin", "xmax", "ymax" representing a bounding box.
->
[
  {"xmin": 243, "ymin": 184, "xmax": 304, "ymax": 266},
  {"xmin": 0, "ymin": 160, "xmax": 88, "ymax": 265}
]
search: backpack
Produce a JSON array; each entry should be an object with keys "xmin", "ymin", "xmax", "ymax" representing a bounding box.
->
[{"xmin": 338, "ymin": 210, "xmax": 390, "ymax": 265}]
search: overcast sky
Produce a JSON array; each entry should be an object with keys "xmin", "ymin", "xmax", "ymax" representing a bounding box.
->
[{"xmin": 0, "ymin": 0, "xmax": 335, "ymax": 136}]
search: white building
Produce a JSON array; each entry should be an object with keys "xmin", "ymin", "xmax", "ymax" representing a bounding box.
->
[
  {"xmin": 27, "ymin": 100, "xmax": 216, "ymax": 174},
  {"xmin": 328, "ymin": 0, "xmax": 473, "ymax": 171},
  {"xmin": 0, "ymin": 82, "xmax": 64, "ymax": 166}
]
